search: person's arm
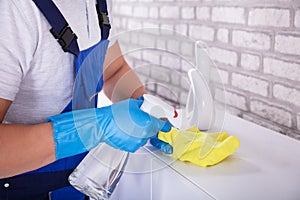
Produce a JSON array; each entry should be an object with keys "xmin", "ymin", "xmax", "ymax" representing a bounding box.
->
[
  {"xmin": 103, "ymin": 41, "xmax": 147, "ymax": 102},
  {"xmin": 0, "ymin": 98, "xmax": 56, "ymax": 178}
]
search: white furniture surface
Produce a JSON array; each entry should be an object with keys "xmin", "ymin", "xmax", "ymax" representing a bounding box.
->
[
  {"xmin": 110, "ymin": 114, "xmax": 300, "ymax": 200},
  {"xmin": 98, "ymin": 92, "xmax": 300, "ymax": 200}
]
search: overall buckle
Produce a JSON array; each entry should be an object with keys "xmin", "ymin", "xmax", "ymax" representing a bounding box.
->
[
  {"xmin": 99, "ymin": 12, "xmax": 110, "ymax": 27},
  {"xmin": 50, "ymin": 24, "xmax": 78, "ymax": 52}
]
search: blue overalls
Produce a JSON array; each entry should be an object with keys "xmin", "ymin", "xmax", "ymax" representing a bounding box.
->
[{"xmin": 0, "ymin": 0, "xmax": 111, "ymax": 199}]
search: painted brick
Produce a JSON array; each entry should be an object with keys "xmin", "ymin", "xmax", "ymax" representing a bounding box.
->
[
  {"xmin": 189, "ymin": 25, "xmax": 214, "ymax": 41},
  {"xmin": 139, "ymin": 34, "xmax": 156, "ymax": 48},
  {"xmin": 212, "ymin": 7, "xmax": 245, "ymax": 24},
  {"xmin": 160, "ymin": 24, "xmax": 174, "ymax": 32},
  {"xmin": 216, "ymin": 89, "xmax": 247, "ymax": 110},
  {"xmin": 170, "ymin": 70, "xmax": 182, "ymax": 86},
  {"xmin": 142, "ymin": 21, "xmax": 159, "ymax": 29},
  {"xmin": 119, "ymin": 4, "xmax": 133, "ymax": 16},
  {"xmin": 250, "ymin": 100, "xmax": 292, "ymax": 127},
  {"xmin": 218, "ymin": 69, "xmax": 229, "ymax": 85},
  {"xmin": 167, "ymin": 39, "xmax": 180, "ymax": 53},
  {"xmin": 149, "ymin": 7, "xmax": 158, "ymax": 19},
  {"xmin": 179, "ymin": 91, "xmax": 188, "ymax": 107},
  {"xmin": 226, "ymin": 106, "xmax": 243, "ymax": 117},
  {"xmin": 210, "ymin": 68, "xmax": 229, "ymax": 85},
  {"xmin": 180, "ymin": 41, "xmax": 194, "ymax": 56},
  {"xmin": 227, "ymin": 91, "xmax": 247, "ymax": 110},
  {"xmin": 209, "ymin": 47, "xmax": 238, "ymax": 66},
  {"xmin": 286, "ymin": 131, "xmax": 300, "ymax": 140},
  {"xmin": 248, "ymin": 8, "xmax": 290, "ymax": 27},
  {"xmin": 181, "ymin": 59, "xmax": 193, "ymax": 72},
  {"xmin": 133, "ymin": 6, "xmax": 148, "ymax": 18},
  {"xmin": 134, "ymin": 62, "xmax": 151, "ymax": 76},
  {"xmin": 127, "ymin": 19, "xmax": 142, "ymax": 29},
  {"xmin": 157, "ymin": 85, "xmax": 181, "ymax": 103},
  {"xmin": 129, "ymin": 32, "xmax": 139, "ymax": 44},
  {"xmin": 232, "ymin": 73, "xmax": 269, "ymax": 96},
  {"xmin": 129, "ymin": 50, "xmax": 142, "ymax": 60},
  {"xmin": 263, "ymin": 58, "xmax": 300, "ymax": 82},
  {"xmin": 295, "ymin": 10, "xmax": 300, "ymax": 28},
  {"xmin": 217, "ymin": 28, "xmax": 229, "ymax": 43},
  {"xmin": 232, "ymin": 30, "xmax": 271, "ymax": 50},
  {"xmin": 273, "ymin": 84, "xmax": 300, "ymax": 107},
  {"xmin": 156, "ymin": 38, "xmax": 166, "ymax": 50},
  {"xmin": 160, "ymin": 6, "xmax": 180, "ymax": 19},
  {"xmin": 175, "ymin": 24, "xmax": 188, "ymax": 36},
  {"xmin": 138, "ymin": 74, "xmax": 149, "ymax": 84},
  {"xmin": 242, "ymin": 114, "xmax": 288, "ymax": 134},
  {"xmin": 275, "ymin": 34, "xmax": 300, "ymax": 56},
  {"xmin": 145, "ymin": 82, "xmax": 156, "ymax": 93},
  {"xmin": 297, "ymin": 113, "xmax": 300, "ymax": 131},
  {"xmin": 196, "ymin": 7, "xmax": 210, "ymax": 20},
  {"xmin": 142, "ymin": 51, "xmax": 160, "ymax": 65},
  {"xmin": 150, "ymin": 66, "xmax": 171, "ymax": 83},
  {"xmin": 112, "ymin": 12, "xmax": 121, "ymax": 25},
  {"xmin": 180, "ymin": 75, "xmax": 191, "ymax": 91},
  {"xmin": 241, "ymin": 53, "xmax": 260, "ymax": 71},
  {"xmin": 182, "ymin": 7, "xmax": 195, "ymax": 19},
  {"xmin": 161, "ymin": 55, "xmax": 181, "ymax": 71}
]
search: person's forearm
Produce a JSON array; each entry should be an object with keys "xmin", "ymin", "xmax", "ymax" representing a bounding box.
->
[
  {"xmin": 104, "ymin": 61, "xmax": 147, "ymax": 102},
  {"xmin": 0, "ymin": 122, "xmax": 55, "ymax": 178},
  {"xmin": 103, "ymin": 41, "xmax": 147, "ymax": 102}
]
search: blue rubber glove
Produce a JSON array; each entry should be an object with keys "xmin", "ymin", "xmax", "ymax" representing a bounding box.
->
[
  {"xmin": 136, "ymin": 95, "xmax": 173, "ymax": 154},
  {"xmin": 47, "ymin": 98, "xmax": 172, "ymax": 160}
]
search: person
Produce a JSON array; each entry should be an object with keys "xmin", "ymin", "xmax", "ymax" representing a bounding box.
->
[{"xmin": 0, "ymin": 0, "xmax": 172, "ymax": 199}]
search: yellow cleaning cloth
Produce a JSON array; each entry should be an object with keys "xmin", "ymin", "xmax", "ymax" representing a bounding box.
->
[{"xmin": 158, "ymin": 126, "xmax": 240, "ymax": 167}]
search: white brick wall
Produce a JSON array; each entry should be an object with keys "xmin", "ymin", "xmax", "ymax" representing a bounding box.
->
[
  {"xmin": 248, "ymin": 8, "xmax": 290, "ymax": 27},
  {"xmin": 297, "ymin": 113, "xmax": 300, "ymax": 131},
  {"xmin": 263, "ymin": 58, "xmax": 300, "ymax": 82},
  {"xmin": 295, "ymin": 10, "xmax": 300, "ymax": 28},
  {"xmin": 181, "ymin": 7, "xmax": 195, "ymax": 19},
  {"xmin": 212, "ymin": 7, "xmax": 245, "ymax": 24},
  {"xmin": 111, "ymin": 0, "xmax": 300, "ymax": 139},
  {"xmin": 232, "ymin": 30, "xmax": 271, "ymax": 50},
  {"xmin": 196, "ymin": 7, "xmax": 210, "ymax": 20},
  {"xmin": 224, "ymin": 90, "xmax": 247, "ymax": 110},
  {"xmin": 209, "ymin": 47, "xmax": 238, "ymax": 66},
  {"xmin": 217, "ymin": 28, "xmax": 229, "ymax": 43},
  {"xmin": 189, "ymin": 25, "xmax": 214, "ymax": 41},
  {"xmin": 161, "ymin": 55, "xmax": 181, "ymax": 71},
  {"xmin": 133, "ymin": 6, "xmax": 148, "ymax": 18},
  {"xmin": 275, "ymin": 34, "xmax": 300, "ymax": 56},
  {"xmin": 175, "ymin": 24, "xmax": 188, "ymax": 36},
  {"xmin": 250, "ymin": 99, "xmax": 292, "ymax": 127},
  {"xmin": 273, "ymin": 84, "xmax": 300, "ymax": 107},
  {"xmin": 118, "ymin": 4, "xmax": 132, "ymax": 16},
  {"xmin": 241, "ymin": 53, "xmax": 260, "ymax": 71},
  {"xmin": 160, "ymin": 6, "xmax": 180, "ymax": 19},
  {"xmin": 232, "ymin": 73, "xmax": 269, "ymax": 96},
  {"xmin": 215, "ymin": 69, "xmax": 229, "ymax": 85},
  {"xmin": 149, "ymin": 7, "xmax": 158, "ymax": 19},
  {"xmin": 142, "ymin": 51, "xmax": 160, "ymax": 65}
]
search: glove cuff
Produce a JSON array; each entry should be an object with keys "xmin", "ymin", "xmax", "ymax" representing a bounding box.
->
[{"xmin": 47, "ymin": 109, "xmax": 97, "ymax": 160}]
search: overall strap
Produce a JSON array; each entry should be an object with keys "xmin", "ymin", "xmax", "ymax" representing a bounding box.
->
[
  {"xmin": 32, "ymin": 0, "xmax": 111, "ymax": 56},
  {"xmin": 32, "ymin": 0, "xmax": 80, "ymax": 56},
  {"xmin": 96, "ymin": 0, "xmax": 111, "ymax": 40}
]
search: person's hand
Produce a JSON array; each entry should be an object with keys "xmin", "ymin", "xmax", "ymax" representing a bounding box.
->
[
  {"xmin": 136, "ymin": 95, "xmax": 173, "ymax": 154},
  {"xmin": 47, "ymin": 98, "xmax": 172, "ymax": 160}
]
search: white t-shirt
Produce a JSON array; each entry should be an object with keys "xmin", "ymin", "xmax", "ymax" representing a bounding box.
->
[{"xmin": 0, "ymin": 0, "xmax": 113, "ymax": 124}]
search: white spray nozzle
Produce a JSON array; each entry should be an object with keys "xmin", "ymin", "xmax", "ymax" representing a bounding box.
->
[{"xmin": 140, "ymin": 94, "xmax": 176, "ymax": 120}]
